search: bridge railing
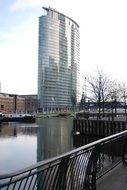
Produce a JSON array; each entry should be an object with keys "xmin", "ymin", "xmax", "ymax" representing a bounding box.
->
[{"xmin": 0, "ymin": 130, "xmax": 127, "ymax": 190}]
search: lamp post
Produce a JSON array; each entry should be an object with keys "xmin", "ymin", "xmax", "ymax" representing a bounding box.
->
[
  {"xmin": 123, "ymin": 93, "xmax": 127, "ymax": 121},
  {"xmin": 111, "ymin": 91, "xmax": 117, "ymax": 121},
  {"xmin": 71, "ymin": 90, "xmax": 76, "ymax": 112}
]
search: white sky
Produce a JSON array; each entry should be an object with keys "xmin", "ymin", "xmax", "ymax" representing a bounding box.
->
[{"xmin": 1, "ymin": 0, "xmax": 127, "ymax": 95}]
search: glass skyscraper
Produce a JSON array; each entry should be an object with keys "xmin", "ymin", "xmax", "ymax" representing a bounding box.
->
[{"xmin": 38, "ymin": 7, "xmax": 80, "ymax": 112}]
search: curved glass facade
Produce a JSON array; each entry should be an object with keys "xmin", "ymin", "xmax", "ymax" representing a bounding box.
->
[{"xmin": 38, "ymin": 7, "xmax": 80, "ymax": 112}]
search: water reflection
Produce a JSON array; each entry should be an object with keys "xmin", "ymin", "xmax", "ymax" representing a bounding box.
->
[
  {"xmin": 73, "ymin": 134, "xmax": 100, "ymax": 148},
  {"xmin": 0, "ymin": 122, "xmax": 38, "ymax": 138},
  {"xmin": 0, "ymin": 122, "xmax": 38, "ymax": 174},
  {"xmin": 0, "ymin": 118, "xmax": 74, "ymax": 174},
  {"xmin": 37, "ymin": 117, "xmax": 73, "ymax": 161}
]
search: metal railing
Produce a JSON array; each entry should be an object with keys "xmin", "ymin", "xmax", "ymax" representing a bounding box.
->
[{"xmin": 0, "ymin": 130, "xmax": 127, "ymax": 190}]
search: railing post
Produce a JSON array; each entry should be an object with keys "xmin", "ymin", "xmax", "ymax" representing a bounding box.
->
[
  {"xmin": 122, "ymin": 139, "xmax": 127, "ymax": 164},
  {"xmin": 52, "ymin": 155, "xmax": 70, "ymax": 190},
  {"xmin": 83, "ymin": 144, "xmax": 100, "ymax": 190}
]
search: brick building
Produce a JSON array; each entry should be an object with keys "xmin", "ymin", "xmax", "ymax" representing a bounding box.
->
[{"xmin": 0, "ymin": 93, "xmax": 37, "ymax": 114}]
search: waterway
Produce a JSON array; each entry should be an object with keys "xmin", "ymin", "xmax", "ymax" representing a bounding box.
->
[{"xmin": 0, "ymin": 117, "xmax": 74, "ymax": 174}]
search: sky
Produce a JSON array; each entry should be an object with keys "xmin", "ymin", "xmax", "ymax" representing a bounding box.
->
[{"xmin": 1, "ymin": 0, "xmax": 127, "ymax": 95}]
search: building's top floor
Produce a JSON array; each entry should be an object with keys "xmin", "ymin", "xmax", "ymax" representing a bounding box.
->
[
  {"xmin": 42, "ymin": 6, "xmax": 79, "ymax": 28},
  {"xmin": 0, "ymin": 92, "xmax": 17, "ymax": 99},
  {"xmin": 0, "ymin": 92, "xmax": 37, "ymax": 99}
]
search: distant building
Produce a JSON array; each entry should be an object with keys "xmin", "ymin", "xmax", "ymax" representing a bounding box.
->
[
  {"xmin": 20, "ymin": 95, "xmax": 38, "ymax": 113},
  {"xmin": 0, "ymin": 93, "xmax": 25, "ymax": 113},
  {"xmin": 38, "ymin": 7, "xmax": 80, "ymax": 112},
  {"xmin": 0, "ymin": 93, "xmax": 37, "ymax": 113}
]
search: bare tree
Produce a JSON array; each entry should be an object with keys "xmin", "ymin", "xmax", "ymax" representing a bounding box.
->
[
  {"xmin": 84, "ymin": 69, "xmax": 111, "ymax": 117},
  {"xmin": 82, "ymin": 68, "xmax": 127, "ymax": 120}
]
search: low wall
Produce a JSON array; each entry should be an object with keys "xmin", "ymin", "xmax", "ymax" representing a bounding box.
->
[{"xmin": 73, "ymin": 119, "xmax": 127, "ymax": 137}]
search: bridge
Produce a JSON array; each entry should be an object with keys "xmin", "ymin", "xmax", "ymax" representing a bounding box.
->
[{"xmin": 0, "ymin": 130, "xmax": 127, "ymax": 189}]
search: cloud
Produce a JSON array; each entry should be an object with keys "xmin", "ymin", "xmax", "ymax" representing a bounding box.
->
[
  {"xmin": 10, "ymin": 0, "xmax": 41, "ymax": 11},
  {"xmin": 0, "ymin": 36, "xmax": 38, "ymax": 94},
  {"xmin": 0, "ymin": 18, "xmax": 38, "ymax": 94}
]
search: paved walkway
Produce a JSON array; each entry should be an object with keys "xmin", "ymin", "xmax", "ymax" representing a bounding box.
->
[{"xmin": 97, "ymin": 163, "xmax": 127, "ymax": 190}]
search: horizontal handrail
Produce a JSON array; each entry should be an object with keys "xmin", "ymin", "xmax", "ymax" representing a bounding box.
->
[
  {"xmin": 0, "ymin": 130, "xmax": 127, "ymax": 189},
  {"xmin": 0, "ymin": 130, "xmax": 126, "ymax": 178}
]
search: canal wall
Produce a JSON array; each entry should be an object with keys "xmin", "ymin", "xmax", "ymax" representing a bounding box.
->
[{"xmin": 73, "ymin": 119, "xmax": 127, "ymax": 137}]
